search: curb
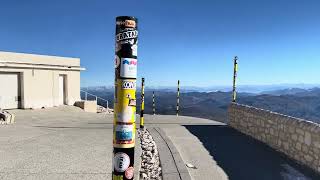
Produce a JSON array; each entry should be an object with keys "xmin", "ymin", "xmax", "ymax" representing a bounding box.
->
[
  {"xmin": 148, "ymin": 127, "xmax": 192, "ymax": 180},
  {"xmin": 134, "ymin": 131, "xmax": 142, "ymax": 180}
]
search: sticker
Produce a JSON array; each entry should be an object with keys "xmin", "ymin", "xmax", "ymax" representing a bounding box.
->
[
  {"xmin": 115, "ymin": 55, "xmax": 120, "ymax": 68},
  {"xmin": 116, "ymin": 20, "xmax": 136, "ymax": 28},
  {"xmin": 126, "ymin": 94, "xmax": 136, "ymax": 106},
  {"xmin": 116, "ymin": 124, "xmax": 133, "ymax": 141},
  {"xmin": 128, "ymin": 99, "xmax": 136, "ymax": 106},
  {"xmin": 125, "ymin": 167, "xmax": 134, "ymax": 179},
  {"xmin": 113, "ymin": 122, "xmax": 135, "ymax": 147},
  {"xmin": 131, "ymin": 43, "xmax": 137, "ymax": 56},
  {"xmin": 117, "ymin": 106, "xmax": 134, "ymax": 122},
  {"xmin": 120, "ymin": 58, "xmax": 137, "ymax": 78},
  {"xmin": 122, "ymin": 80, "xmax": 136, "ymax": 89},
  {"xmin": 116, "ymin": 30, "xmax": 138, "ymax": 42},
  {"xmin": 114, "ymin": 152, "xmax": 130, "ymax": 172},
  {"xmin": 113, "ymin": 175, "xmax": 123, "ymax": 180}
]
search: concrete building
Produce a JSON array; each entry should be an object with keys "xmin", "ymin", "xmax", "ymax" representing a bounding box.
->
[{"xmin": 0, "ymin": 51, "xmax": 85, "ymax": 109}]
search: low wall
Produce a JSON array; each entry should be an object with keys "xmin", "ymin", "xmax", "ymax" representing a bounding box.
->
[
  {"xmin": 228, "ymin": 103, "xmax": 320, "ymax": 173},
  {"xmin": 74, "ymin": 101, "xmax": 97, "ymax": 113}
]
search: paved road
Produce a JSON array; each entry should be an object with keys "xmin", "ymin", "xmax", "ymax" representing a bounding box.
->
[
  {"xmin": 182, "ymin": 125, "xmax": 320, "ymax": 180},
  {"xmin": 1, "ymin": 107, "xmax": 320, "ymax": 180},
  {"xmin": 144, "ymin": 115, "xmax": 320, "ymax": 180},
  {"xmin": 1, "ymin": 106, "xmax": 114, "ymax": 180}
]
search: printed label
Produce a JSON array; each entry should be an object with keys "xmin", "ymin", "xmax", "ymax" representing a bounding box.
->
[
  {"xmin": 116, "ymin": 124, "xmax": 133, "ymax": 141},
  {"xmin": 120, "ymin": 58, "xmax": 137, "ymax": 78},
  {"xmin": 113, "ymin": 152, "xmax": 130, "ymax": 172},
  {"xmin": 116, "ymin": 20, "xmax": 136, "ymax": 28},
  {"xmin": 116, "ymin": 30, "xmax": 138, "ymax": 42},
  {"xmin": 125, "ymin": 167, "xmax": 134, "ymax": 179},
  {"xmin": 122, "ymin": 80, "xmax": 136, "ymax": 89}
]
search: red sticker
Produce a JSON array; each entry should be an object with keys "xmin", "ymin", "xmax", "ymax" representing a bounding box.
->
[{"xmin": 125, "ymin": 166, "xmax": 134, "ymax": 179}]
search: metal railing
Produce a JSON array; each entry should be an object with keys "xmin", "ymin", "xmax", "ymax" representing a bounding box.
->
[{"xmin": 80, "ymin": 90, "xmax": 109, "ymax": 109}]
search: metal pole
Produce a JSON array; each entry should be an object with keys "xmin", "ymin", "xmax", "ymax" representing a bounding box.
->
[
  {"xmin": 232, "ymin": 56, "xmax": 238, "ymax": 102},
  {"xmin": 152, "ymin": 91, "xmax": 155, "ymax": 115},
  {"xmin": 176, "ymin": 80, "xmax": 180, "ymax": 116},
  {"xmin": 85, "ymin": 92, "xmax": 88, "ymax": 101},
  {"xmin": 113, "ymin": 16, "xmax": 138, "ymax": 180},
  {"xmin": 140, "ymin": 78, "xmax": 145, "ymax": 129}
]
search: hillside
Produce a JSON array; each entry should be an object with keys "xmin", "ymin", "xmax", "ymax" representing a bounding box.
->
[{"xmin": 81, "ymin": 88, "xmax": 320, "ymax": 124}]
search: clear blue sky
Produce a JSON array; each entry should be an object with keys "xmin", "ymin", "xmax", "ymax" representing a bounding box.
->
[{"xmin": 0, "ymin": 0, "xmax": 319, "ymax": 87}]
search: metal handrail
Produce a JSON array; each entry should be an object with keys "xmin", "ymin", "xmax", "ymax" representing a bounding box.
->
[{"xmin": 80, "ymin": 90, "xmax": 109, "ymax": 108}]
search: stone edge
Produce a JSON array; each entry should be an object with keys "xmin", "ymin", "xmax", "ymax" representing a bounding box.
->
[
  {"xmin": 134, "ymin": 131, "xmax": 142, "ymax": 180},
  {"xmin": 148, "ymin": 127, "xmax": 192, "ymax": 180}
]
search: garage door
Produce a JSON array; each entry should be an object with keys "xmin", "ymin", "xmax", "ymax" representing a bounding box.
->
[{"xmin": 0, "ymin": 73, "xmax": 20, "ymax": 109}]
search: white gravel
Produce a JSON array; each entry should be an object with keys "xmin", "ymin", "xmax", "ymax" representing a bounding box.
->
[{"xmin": 138, "ymin": 129, "xmax": 162, "ymax": 180}]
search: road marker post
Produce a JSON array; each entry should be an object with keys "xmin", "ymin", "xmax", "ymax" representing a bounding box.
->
[
  {"xmin": 176, "ymin": 80, "xmax": 180, "ymax": 116},
  {"xmin": 113, "ymin": 16, "xmax": 138, "ymax": 180},
  {"xmin": 232, "ymin": 56, "xmax": 238, "ymax": 102},
  {"xmin": 140, "ymin": 78, "xmax": 145, "ymax": 129},
  {"xmin": 152, "ymin": 91, "xmax": 155, "ymax": 115}
]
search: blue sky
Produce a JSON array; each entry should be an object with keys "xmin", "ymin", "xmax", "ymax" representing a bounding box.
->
[{"xmin": 0, "ymin": 0, "xmax": 319, "ymax": 87}]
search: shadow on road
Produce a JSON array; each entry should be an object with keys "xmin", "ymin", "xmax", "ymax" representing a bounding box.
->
[{"xmin": 183, "ymin": 125, "xmax": 320, "ymax": 180}]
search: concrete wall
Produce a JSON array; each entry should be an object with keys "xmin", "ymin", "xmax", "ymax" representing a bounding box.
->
[
  {"xmin": 228, "ymin": 103, "xmax": 320, "ymax": 173},
  {"xmin": 0, "ymin": 51, "xmax": 83, "ymax": 109},
  {"xmin": 0, "ymin": 68, "xmax": 81, "ymax": 109}
]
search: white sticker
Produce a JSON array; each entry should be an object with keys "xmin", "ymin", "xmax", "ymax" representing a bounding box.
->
[
  {"xmin": 113, "ymin": 152, "xmax": 130, "ymax": 172},
  {"xmin": 122, "ymin": 80, "xmax": 136, "ymax": 89},
  {"xmin": 131, "ymin": 43, "xmax": 137, "ymax": 56},
  {"xmin": 120, "ymin": 58, "xmax": 137, "ymax": 78},
  {"xmin": 117, "ymin": 106, "xmax": 134, "ymax": 123}
]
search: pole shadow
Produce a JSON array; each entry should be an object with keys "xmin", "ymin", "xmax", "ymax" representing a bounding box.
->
[{"xmin": 183, "ymin": 125, "xmax": 320, "ymax": 180}]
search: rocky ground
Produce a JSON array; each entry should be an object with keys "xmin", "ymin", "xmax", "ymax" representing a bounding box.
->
[{"xmin": 138, "ymin": 129, "xmax": 162, "ymax": 180}]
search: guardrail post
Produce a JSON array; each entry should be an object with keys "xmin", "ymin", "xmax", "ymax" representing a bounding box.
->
[{"xmin": 112, "ymin": 16, "xmax": 138, "ymax": 180}]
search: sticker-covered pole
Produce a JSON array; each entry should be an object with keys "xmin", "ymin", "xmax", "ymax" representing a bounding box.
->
[
  {"xmin": 176, "ymin": 80, "xmax": 180, "ymax": 116},
  {"xmin": 140, "ymin": 78, "xmax": 145, "ymax": 129},
  {"xmin": 232, "ymin": 56, "xmax": 238, "ymax": 102},
  {"xmin": 152, "ymin": 91, "xmax": 155, "ymax": 115},
  {"xmin": 113, "ymin": 16, "xmax": 138, "ymax": 180}
]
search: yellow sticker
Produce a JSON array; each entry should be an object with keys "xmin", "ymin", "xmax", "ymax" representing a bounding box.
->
[
  {"xmin": 113, "ymin": 174, "xmax": 123, "ymax": 180},
  {"xmin": 114, "ymin": 79, "xmax": 136, "ymax": 123},
  {"xmin": 113, "ymin": 79, "xmax": 136, "ymax": 148}
]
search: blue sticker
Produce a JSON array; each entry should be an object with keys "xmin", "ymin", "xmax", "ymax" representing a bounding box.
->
[{"xmin": 116, "ymin": 125, "xmax": 133, "ymax": 140}]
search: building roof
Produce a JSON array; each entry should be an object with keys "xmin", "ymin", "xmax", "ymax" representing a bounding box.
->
[{"xmin": 0, "ymin": 51, "xmax": 85, "ymax": 71}]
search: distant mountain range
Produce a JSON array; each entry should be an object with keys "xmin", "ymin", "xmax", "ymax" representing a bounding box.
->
[
  {"xmin": 82, "ymin": 84, "xmax": 320, "ymax": 93},
  {"xmin": 81, "ymin": 86, "xmax": 320, "ymax": 124}
]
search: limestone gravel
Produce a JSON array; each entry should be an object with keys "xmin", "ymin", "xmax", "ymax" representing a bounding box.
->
[{"xmin": 138, "ymin": 129, "xmax": 162, "ymax": 180}]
